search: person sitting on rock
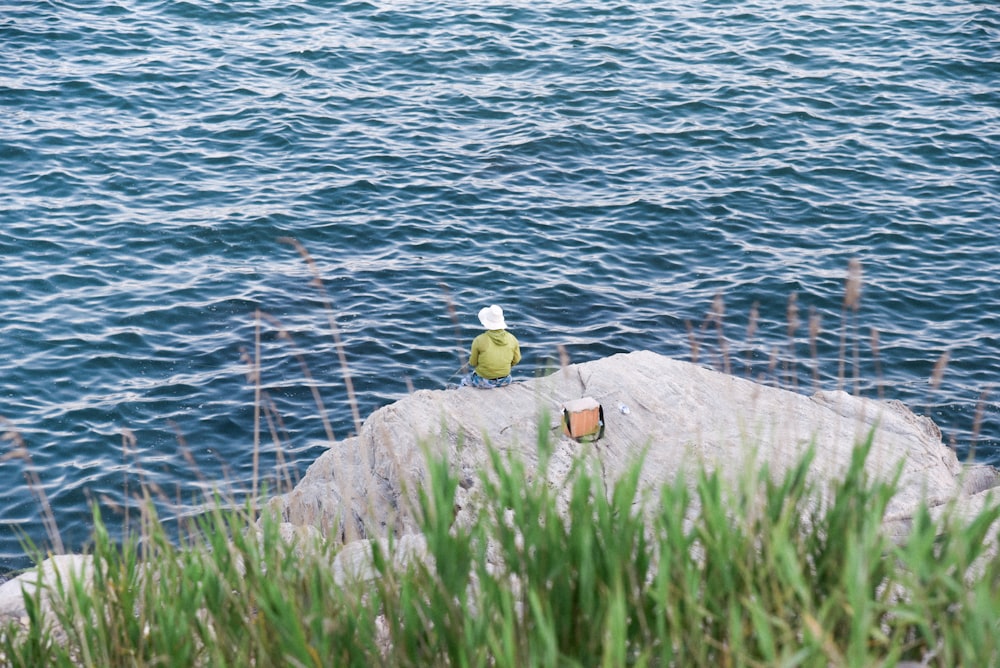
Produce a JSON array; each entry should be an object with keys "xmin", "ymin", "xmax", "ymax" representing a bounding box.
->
[{"xmin": 460, "ymin": 305, "xmax": 521, "ymax": 388}]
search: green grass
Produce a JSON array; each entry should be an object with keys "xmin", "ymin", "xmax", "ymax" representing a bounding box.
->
[
  {"xmin": 1, "ymin": 253, "xmax": 994, "ymax": 665},
  {"xmin": 3, "ymin": 422, "xmax": 998, "ymax": 667}
]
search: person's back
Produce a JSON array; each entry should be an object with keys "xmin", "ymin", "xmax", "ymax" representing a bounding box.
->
[{"xmin": 461, "ymin": 305, "xmax": 520, "ymax": 388}]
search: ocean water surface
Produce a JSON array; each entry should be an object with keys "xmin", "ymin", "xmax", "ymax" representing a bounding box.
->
[{"xmin": 2, "ymin": 0, "xmax": 998, "ymax": 570}]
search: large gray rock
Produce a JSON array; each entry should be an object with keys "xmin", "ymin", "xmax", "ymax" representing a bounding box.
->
[
  {"xmin": 0, "ymin": 554, "xmax": 93, "ymax": 632},
  {"xmin": 270, "ymin": 350, "xmax": 998, "ymax": 544}
]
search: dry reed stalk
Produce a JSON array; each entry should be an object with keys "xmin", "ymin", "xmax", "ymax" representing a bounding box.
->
[
  {"xmin": 254, "ymin": 387, "xmax": 296, "ymax": 489},
  {"xmin": 929, "ymin": 350, "xmax": 950, "ymax": 392},
  {"xmin": 241, "ymin": 342, "xmax": 295, "ymax": 495},
  {"xmin": 170, "ymin": 421, "xmax": 232, "ymax": 503},
  {"xmin": 848, "ymin": 260, "xmax": 863, "ymax": 394},
  {"xmin": 121, "ymin": 427, "xmax": 137, "ymax": 536},
  {"xmin": 260, "ymin": 393, "xmax": 295, "ymax": 492},
  {"xmin": 440, "ymin": 282, "xmax": 467, "ymax": 377},
  {"xmin": 241, "ymin": 309, "xmax": 355, "ymax": 531},
  {"xmin": 926, "ymin": 350, "xmax": 951, "ymax": 418},
  {"xmin": 280, "ymin": 239, "xmax": 390, "ymax": 543},
  {"xmin": 711, "ymin": 293, "xmax": 731, "ymax": 375},
  {"xmin": 839, "ymin": 259, "xmax": 863, "ymax": 393},
  {"xmin": 253, "ymin": 310, "xmax": 262, "ymax": 502},
  {"xmin": 167, "ymin": 420, "xmax": 249, "ymax": 539},
  {"xmin": 744, "ymin": 301, "xmax": 759, "ymax": 378},
  {"xmin": 1, "ymin": 417, "xmax": 64, "ymax": 555},
  {"xmin": 969, "ymin": 387, "xmax": 991, "ymax": 461},
  {"xmin": 257, "ymin": 307, "xmax": 371, "ymax": 536},
  {"xmin": 767, "ymin": 346, "xmax": 779, "ymax": 387},
  {"xmin": 803, "ymin": 613, "xmax": 847, "ymax": 666},
  {"xmin": 844, "ymin": 259, "xmax": 863, "ymax": 310},
  {"xmin": 256, "ymin": 311, "xmax": 337, "ymax": 447},
  {"xmin": 686, "ymin": 320, "xmax": 699, "ymax": 364},
  {"xmin": 558, "ymin": 343, "xmax": 570, "ymax": 372},
  {"xmin": 785, "ymin": 292, "xmax": 800, "ymax": 391},
  {"xmin": 809, "ymin": 308, "xmax": 822, "ymax": 393},
  {"xmin": 852, "ymin": 334, "xmax": 862, "ymax": 396},
  {"xmin": 279, "ymin": 237, "xmax": 362, "ymax": 437},
  {"xmin": 869, "ymin": 327, "xmax": 884, "ymax": 400},
  {"xmin": 114, "ymin": 466, "xmax": 168, "ymax": 560}
]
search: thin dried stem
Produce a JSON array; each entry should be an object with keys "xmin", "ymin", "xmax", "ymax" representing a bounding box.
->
[
  {"xmin": 929, "ymin": 350, "xmax": 950, "ymax": 392},
  {"xmin": 253, "ymin": 309, "xmax": 263, "ymax": 503},
  {"xmin": 257, "ymin": 254, "xmax": 372, "ymax": 540},
  {"xmin": 926, "ymin": 350, "xmax": 951, "ymax": 417},
  {"xmin": 711, "ymin": 293, "xmax": 730, "ymax": 375},
  {"xmin": 121, "ymin": 428, "xmax": 137, "ymax": 537},
  {"xmin": 1, "ymin": 417, "xmax": 64, "ymax": 555},
  {"xmin": 767, "ymin": 346, "xmax": 780, "ymax": 388},
  {"xmin": 969, "ymin": 387, "xmax": 991, "ymax": 461},
  {"xmin": 844, "ymin": 259, "xmax": 863, "ymax": 311},
  {"xmin": 809, "ymin": 308, "xmax": 822, "ymax": 393},
  {"xmin": 870, "ymin": 327, "xmax": 884, "ymax": 400},
  {"xmin": 440, "ymin": 282, "xmax": 467, "ymax": 377},
  {"xmin": 280, "ymin": 236, "xmax": 363, "ymax": 437},
  {"xmin": 244, "ymin": 334, "xmax": 299, "ymax": 496},
  {"xmin": 785, "ymin": 292, "xmax": 800, "ymax": 391},
  {"xmin": 258, "ymin": 311, "xmax": 338, "ymax": 449},
  {"xmin": 558, "ymin": 343, "xmax": 570, "ymax": 372},
  {"xmin": 170, "ymin": 421, "xmax": 209, "ymax": 491},
  {"xmin": 261, "ymin": 392, "xmax": 295, "ymax": 492},
  {"xmin": 838, "ymin": 259, "xmax": 863, "ymax": 393},
  {"xmin": 849, "ymin": 260, "xmax": 863, "ymax": 395},
  {"xmin": 744, "ymin": 301, "xmax": 759, "ymax": 378},
  {"xmin": 685, "ymin": 320, "xmax": 699, "ymax": 364}
]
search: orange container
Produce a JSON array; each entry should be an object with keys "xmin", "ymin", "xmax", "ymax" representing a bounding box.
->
[{"xmin": 561, "ymin": 397, "xmax": 604, "ymax": 441}]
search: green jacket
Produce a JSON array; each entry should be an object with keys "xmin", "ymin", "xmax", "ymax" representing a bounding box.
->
[{"xmin": 469, "ymin": 329, "xmax": 521, "ymax": 380}]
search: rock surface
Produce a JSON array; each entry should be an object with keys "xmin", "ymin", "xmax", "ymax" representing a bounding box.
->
[
  {"xmin": 0, "ymin": 554, "xmax": 93, "ymax": 631},
  {"xmin": 270, "ymin": 350, "xmax": 1000, "ymax": 543}
]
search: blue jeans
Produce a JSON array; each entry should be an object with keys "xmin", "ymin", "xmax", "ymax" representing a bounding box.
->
[{"xmin": 460, "ymin": 371, "xmax": 512, "ymax": 388}]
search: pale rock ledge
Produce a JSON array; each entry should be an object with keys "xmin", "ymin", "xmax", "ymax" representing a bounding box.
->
[{"xmin": 269, "ymin": 350, "xmax": 1000, "ymax": 544}]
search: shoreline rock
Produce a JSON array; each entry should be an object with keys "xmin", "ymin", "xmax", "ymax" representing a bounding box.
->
[{"xmin": 270, "ymin": 350, "xmax": 1000, "ymax": 544}]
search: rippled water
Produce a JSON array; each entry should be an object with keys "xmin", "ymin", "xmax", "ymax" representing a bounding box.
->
[{"xmin": 2, "ymin": 0, "xmax": 998, "ymax": 570}]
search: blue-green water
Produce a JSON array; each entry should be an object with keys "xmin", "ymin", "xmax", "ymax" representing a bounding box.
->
[{"xmin": 2, "ymin": 1, "xmax": 997, "ymax": 570}]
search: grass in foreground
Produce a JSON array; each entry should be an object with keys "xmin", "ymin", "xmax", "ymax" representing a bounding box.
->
[{"xmin": 2, "ymin": 426, "xmax": 999, "ymax": 667}]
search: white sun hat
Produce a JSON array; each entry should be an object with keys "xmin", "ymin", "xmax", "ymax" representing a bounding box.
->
[{"xmin": 478, "ymin": 304, "xmax": 507, "ymax": 330}]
